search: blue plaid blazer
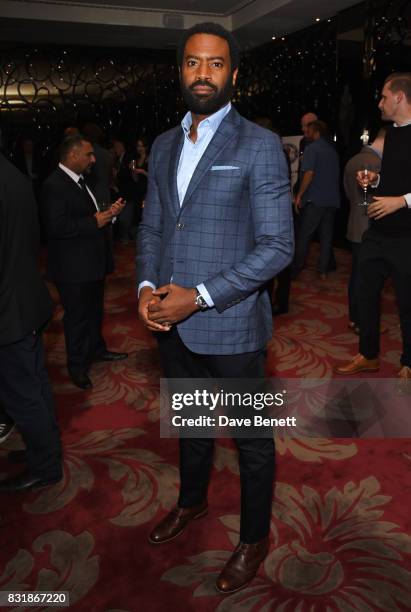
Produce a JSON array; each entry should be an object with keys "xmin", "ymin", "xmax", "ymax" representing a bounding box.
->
[{"xmin": 136, "ymin": 107, "xmax": 293, "ymax": 355}]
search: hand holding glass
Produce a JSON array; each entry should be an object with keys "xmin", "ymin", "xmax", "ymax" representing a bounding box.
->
[{"xmin": 356, "ymin": 168, "xmax": 378, "ymax": 206}]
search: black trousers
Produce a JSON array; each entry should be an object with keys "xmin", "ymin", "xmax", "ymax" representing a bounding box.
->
[
  {"xmin": 157, "ymin": 328, "xmax": 275, "ymax": 544},
  {"xmin": 348, "ymin": 242, "xmax": 362, "ymax": 325},
  {"xmin": 274, "ymin": 265, "xmax": 292, "ymax": 311},
  {"xmin": 292, "ymin": 204, "xmax": 337, "ymax": 276},
  {"xmin": 0, "ymin": 331, "xmax": 62, "ymax": 478},
  {"xmin": 56, "ymin": 280, "xmax": 107, "ymax": 377},
  {"xmin": 358, "ymin": 231, "xmax": 411, "ymax": 366}
]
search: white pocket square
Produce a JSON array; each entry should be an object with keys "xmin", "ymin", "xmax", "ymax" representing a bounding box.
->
[{"xmin": 211, "ymin": 165, "xmax": 240, "ymax": 171}]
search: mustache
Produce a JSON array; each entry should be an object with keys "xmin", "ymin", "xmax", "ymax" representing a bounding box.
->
[{"xmin": 189, "ymin": 80, "xmax": 218, "ymax": 92}]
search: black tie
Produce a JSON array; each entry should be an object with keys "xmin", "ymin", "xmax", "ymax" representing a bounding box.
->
[{"xmin": 78, "ymin": 177, "xmax": 97, "ymax": 211}]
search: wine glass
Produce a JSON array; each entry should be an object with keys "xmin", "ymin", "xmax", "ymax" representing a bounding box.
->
[{"xmin": 357, "ymin": 167, "xmax": 371, "ymax": 207}]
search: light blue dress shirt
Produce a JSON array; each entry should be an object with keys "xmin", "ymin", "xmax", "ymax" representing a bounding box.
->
[{"xmin": 139, "ymin": 102, "xmax": 232, "ymax": 307}]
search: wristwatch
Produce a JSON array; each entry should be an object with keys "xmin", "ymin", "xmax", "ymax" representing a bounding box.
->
[{"xmin": 194, "ymin": 289, "xmax": 208, "ymax": 310}]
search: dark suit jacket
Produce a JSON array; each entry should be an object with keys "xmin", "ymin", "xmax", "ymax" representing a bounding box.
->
[
  {"xmin": 0, "ymin": 153, "xmax": 53, "ymax": 345},
  {"xmin": 115, "ymin": 152, "xmax": 140, "ymax": 201},
  {"xmin": 87, "ymin": 144, "xmax": 112, "ymax": 206},
  {"xmin": 41, "ymin": 167, "xmax": 113, "ymax": 283}
]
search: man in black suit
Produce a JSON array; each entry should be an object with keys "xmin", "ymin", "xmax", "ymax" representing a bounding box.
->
[
  {"xmin": 0, "ymin": 152, "xmax": 62, "ymax": 492},
  {"xmin": 41, "ymin": 135, "xmax": 127, "ymax": 390}
]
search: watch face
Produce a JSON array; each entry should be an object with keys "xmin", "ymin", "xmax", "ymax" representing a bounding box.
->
[{"xmin": 196, "ymin": 294, "xmax": 207, "ymax": 309}]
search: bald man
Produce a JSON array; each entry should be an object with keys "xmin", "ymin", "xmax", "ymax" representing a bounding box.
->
[
  {"xmin": 294, "ymin": 112, "xmax": 337, "ymax": 274},
  {"xmin": 301, "ymin": 112, "xmax": 318, "ymax": 139}
]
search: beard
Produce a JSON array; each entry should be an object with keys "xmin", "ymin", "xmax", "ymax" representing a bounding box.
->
[{"xmin": 181, "ymin": 77, "xmax": 233, "ymax": 115}]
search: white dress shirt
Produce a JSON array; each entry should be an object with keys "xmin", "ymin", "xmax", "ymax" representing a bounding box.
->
[{"xmin": 58, "ymin": 163, "xmax": 99, "ymax": 212}]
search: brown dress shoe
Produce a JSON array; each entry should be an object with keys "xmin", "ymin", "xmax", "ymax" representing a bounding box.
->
[
  {"xmin": 215, "ymin": 537, "xmax": 269, "ymax": 594},
  {"xmin": 334, "ymin": 353, "xmax": 380, "ymax": 375},
  {"xmin": 148, "ymin": 501, "xmax": 208, "ymax": 544}
]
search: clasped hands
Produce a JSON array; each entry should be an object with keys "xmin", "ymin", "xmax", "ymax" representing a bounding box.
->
[
  {"xmin": 95, "ymin": 197, "xmax": 126, "ymax": 228},
  {"xmin": 138, "ymin": 284, "xmax": 200, "ymax": 332},
  {"xmin": 356, "ymin": 170, "xmax": 406, "ymax": 219}
]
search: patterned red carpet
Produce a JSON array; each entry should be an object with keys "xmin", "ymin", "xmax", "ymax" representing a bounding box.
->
[{"xmin": 1, "ymin": 243, "xmax": 410, "ymax": 612}]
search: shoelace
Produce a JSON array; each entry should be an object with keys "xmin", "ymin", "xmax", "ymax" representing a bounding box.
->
[{"xmin": 0, "ymin": 422, "xmax": 13, "ymax": 436}]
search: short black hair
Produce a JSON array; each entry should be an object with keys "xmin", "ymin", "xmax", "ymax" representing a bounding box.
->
[
  {"xmin": 59, "ymin": 134, "xmax": 89, "ymax": 162},
  {"xmin": 177, "ymin": 22, "xmax": 240, "ymax": 73},
  {"xmin": 307, "ymin": 120, "xmax": 328, "ymax": 138}
]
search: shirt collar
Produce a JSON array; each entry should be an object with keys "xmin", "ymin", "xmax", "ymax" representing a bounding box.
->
[
  {"xmin": 181, "ymin": 102, "xmax": 232, "ymax": 139},
  {"xmin": 393, "ymin": 118, "xmax": 411, "ymax": 127},
  {"xmin": 59, "ymin": 162, "xmax": 82, "ymax": 184}
]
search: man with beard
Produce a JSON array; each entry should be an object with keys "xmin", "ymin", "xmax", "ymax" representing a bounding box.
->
[
  {"xmin": 137, "ymin": 23, "xmax": 293, "ymax": 593},
  {"xmin": 42, "ymin": 135, "xmax": 127, "ymax": 390},
  {"xmin": 335, "ymin": 73, "xmax": 411, "ymax": 387}
]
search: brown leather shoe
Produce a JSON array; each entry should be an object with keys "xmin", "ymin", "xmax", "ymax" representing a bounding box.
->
[
  {"xmin": 215, "ymin": 536, "xmax": 269, "ymax": 594},
  {"xmin": 334, "ymin": 353, "xmax": 380, "ymax": 375},
  {"xmin": 397, "ymin": 365, "xmax": 411, "ymax": 395},
  {"xmin": 148, "ymin": 501, "xmax": 208, "ymax": 544}
]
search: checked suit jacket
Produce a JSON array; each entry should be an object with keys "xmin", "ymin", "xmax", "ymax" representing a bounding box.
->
[{"xmin": 136, "ymin": 106, "xmax": 294, "ymax": 355}]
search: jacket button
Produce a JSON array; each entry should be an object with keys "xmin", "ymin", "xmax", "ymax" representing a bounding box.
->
[{"xmin": 176, "ymin": 223, "xmax": 185, "ymax": 229}]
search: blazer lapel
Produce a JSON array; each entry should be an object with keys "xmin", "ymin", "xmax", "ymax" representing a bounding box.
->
[
  {"xmin": 57, "ymin": 168, "xmax": 96, "ymax": 214},
  {"xmin": 168, "ymin": 129, "xmax": 184, "ymax": 215},
  {"xmin": 181, "ymin": 107, "xmax": 240, "ymax": 209}
]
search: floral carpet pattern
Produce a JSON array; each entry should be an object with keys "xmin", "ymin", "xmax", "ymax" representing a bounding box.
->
[{"xmin": 0, "ymin": 244, "xmax": 410, "ymax": 612}]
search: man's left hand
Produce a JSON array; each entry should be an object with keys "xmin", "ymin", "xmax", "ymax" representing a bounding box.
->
[
  {"xmin": 148, "ymin": 284, "xmax": 199, "ymax": 325},
  {"xmin": 110, "ymin": 198, "xmax": 126, "ymax": 216},
  {"xmin": 368, "ymin": 196, "xmax": 406, "ymax": 219}
]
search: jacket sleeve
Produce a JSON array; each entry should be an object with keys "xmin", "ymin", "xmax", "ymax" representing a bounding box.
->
[
  {"xmin": 41, "ymin": 182, "xmax": 99, "ymax": 239},
  {"xmin": 135, "ymin": 140, "xmax": 163, "ymax": 287},
  {"xmin": 203, "ymin": 132, "xmax": 294, "ymax": 313}
]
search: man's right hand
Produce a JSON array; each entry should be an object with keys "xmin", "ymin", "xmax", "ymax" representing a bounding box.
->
[
  {"xmin": 95, "ymin": 210, "xmax": 113, "ymax": 228},
  {"xmin": 356, "ymin": 170, "xmax": 379, "ymax": 189},
  {"xmin": 138, "ymin": 286, "xmax": 172, "ymax": 332},
  {"xmin": 293, "ymin": 193, "xmax": 302, "ymax": 214}
]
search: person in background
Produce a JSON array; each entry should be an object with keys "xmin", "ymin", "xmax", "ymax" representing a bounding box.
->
[
  {"xmin": 335, "ymin": 73, "xmax": 411, "ymax": 388},
  {"xmin": 343, "ymin": 127, "xmax": 385, "ymax": 333},
  {"xmin": 12, "ymin": 137, "xmax": 42, "ymax": 200},
  {"xmin": 254, "ymin": 117, "xmax": 292, "ymax": 315},
  {"xmin": 0, "ymin": 151, "xmax": 62, "ymax": 492},
  {"xmin": 112, "ymin": 138, "xmax": 140, "ymax": 242},
  {"xmin": 82, "ymin": 122, "xmax": 113, "ymax": 209},
  {"xmin": 129, "ymin": 136, "xmax": 149, "ymax": 227},
  {"xmin": 292, "ymin": 120, "xmax": 340, "ymax": 280},
  {"xmin": 41, "ymin": 135, "xmax": 127, "ymax": 390},
  {"xmin": 296, "ymin": 112, "xmax": 337, "ymax": 273}
]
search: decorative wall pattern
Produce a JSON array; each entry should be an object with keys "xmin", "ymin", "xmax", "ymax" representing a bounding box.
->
[
  {"xmin": 0, "ymin": 0, "xmax": 410, "ymax": 149},
  {"xmin": 0, "ymin": 20, "xmax": 338, "ymax": 146}
]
